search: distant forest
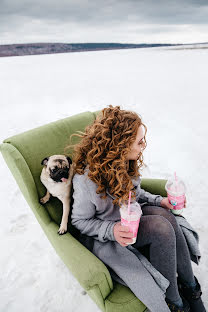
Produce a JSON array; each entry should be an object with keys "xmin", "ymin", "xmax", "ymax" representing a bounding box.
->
[{"xmin": 0, "ymin": 42, "xmax": 177, "ymax": 57}]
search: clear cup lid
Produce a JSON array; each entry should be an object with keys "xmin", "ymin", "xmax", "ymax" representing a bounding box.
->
[{"xmin": 165, "ymin": 175, "xmax": 186, "ymax": 195}]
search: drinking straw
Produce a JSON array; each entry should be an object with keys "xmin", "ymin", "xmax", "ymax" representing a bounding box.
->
[
  {"xmin": 174, "ymin": 171, "xmax": 178, "ymax": 192},
  {"xmin": 128, "ymin": 191, "xmax": 131, "ymax": 215}
]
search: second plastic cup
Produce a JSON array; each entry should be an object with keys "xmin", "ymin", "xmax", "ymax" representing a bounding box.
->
[
  {"xmin": 120, "ymin": 201, "xmax": 142, "ymax": 244},
  {"xmin": 165, "ymin": 174, "xmax": 186, "ymax": 215}
]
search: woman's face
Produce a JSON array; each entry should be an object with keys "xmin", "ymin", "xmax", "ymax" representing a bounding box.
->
[{"xmin": 126, "ymin": 126, "xmax": 146, "ymax": 161}]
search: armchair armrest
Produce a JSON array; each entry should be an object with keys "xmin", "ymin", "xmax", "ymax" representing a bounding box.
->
[
  {"xmin": 141, "ymin": 178, "xmax": 167, "ymax": 197},
  {"xmin": 45, "ymin": 222, "xmax": 113, "ymax": 311}
]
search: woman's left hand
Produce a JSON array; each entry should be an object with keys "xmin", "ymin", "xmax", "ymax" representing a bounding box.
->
[
  {"xmin": 160, "ymin": 197, "xmax": 187, "ymax": 210},
  {"xmin": 160, "ymin": 197, "xmax": 173, "ymax": 210}
]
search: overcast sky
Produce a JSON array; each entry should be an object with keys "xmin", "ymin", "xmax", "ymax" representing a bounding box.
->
[{"xmin": 1, "ymin": 0, "xmax": 208, "ymax": 45}]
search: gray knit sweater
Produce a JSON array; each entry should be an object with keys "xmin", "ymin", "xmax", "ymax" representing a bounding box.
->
[{"xmin": 71, "ymin": 168, "xmax": 164, "ymax": 243}]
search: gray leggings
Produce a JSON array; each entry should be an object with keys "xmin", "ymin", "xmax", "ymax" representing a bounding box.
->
[{"xmin": 133, "ymin": 205, "xmax": 195, "ymax": 302}]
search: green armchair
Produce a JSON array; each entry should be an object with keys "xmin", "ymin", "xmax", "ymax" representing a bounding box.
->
[{"xmin": 0, "ymin": 111, "xmax": 167, "ymax": 312}]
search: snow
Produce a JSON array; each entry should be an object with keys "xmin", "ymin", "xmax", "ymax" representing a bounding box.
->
[{"xmin": 0, "ymin": 45, "xmax": 207, "ymax": 311}]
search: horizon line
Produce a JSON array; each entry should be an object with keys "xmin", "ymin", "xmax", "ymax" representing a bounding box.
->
[{"xmin": 0, "ymin": 41, "xmax": 208, "ymax": 46}]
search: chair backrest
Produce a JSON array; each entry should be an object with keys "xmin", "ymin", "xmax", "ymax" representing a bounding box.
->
[{"xmin": 1, "ymin": 111, "xmax": 100, "ymax": 237}]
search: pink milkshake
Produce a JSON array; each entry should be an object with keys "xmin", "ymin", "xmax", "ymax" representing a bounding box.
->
[
  {"xmin": 165, "ymin": 173, "xmax": 186, "ymax": 215},
  {"xmin": 120, "ymin": 200, "xmax": 142, "ymax": 244}
]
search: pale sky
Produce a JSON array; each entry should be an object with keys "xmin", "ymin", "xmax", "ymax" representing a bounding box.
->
[{"xmin": 1, "ymin": 0, "xmax": 208, "ymax": 45}]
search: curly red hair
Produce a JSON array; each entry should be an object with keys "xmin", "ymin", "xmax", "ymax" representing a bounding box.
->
[{"xmin": 65, "ymin": 105, "xmax": 147, "ymax": 206}]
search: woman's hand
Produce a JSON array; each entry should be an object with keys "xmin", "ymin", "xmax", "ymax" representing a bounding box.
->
[
  {"xmin": 160, "ymin": 197, "xmax": 187, "ymax": 210},
  {"xmin": 160, "ymin": 197, "xmax": 173, "ymax": 210},
  {"xmin": 113, "ymin": 222, "xmax": 134, "ymax": 247}
]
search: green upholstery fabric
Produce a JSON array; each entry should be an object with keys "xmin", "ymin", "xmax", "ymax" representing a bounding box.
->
[
  {"xmin": 0, "ymin": 111, "xmax": 167, "ymax": 312},
  {"xmin": 141, "ymin": 178, "xmax": 167, "ymax": 197}
]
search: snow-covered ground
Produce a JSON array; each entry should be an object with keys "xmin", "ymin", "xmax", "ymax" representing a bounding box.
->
[{"xmin": 0, "ymin": 45, "xmax": 207, "ymax": 311}]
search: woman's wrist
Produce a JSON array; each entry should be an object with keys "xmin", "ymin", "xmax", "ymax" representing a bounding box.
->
[{"xmin": 155, "ymin": 195, "xmax": 165, "ymax": 207}]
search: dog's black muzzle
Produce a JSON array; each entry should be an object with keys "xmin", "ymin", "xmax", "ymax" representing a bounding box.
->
[{"xmin": 50, "ymin": 168, "xmax": 69, "ymax": 182}]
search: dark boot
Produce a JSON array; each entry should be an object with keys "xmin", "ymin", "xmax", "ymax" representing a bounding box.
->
[
  {"xmin": 165, "ymin": 296, "xmax": 190, "ymax": 312},
  {"xmin": 177, "ymin": 276, "xmax": 206, "ymax": 312}
]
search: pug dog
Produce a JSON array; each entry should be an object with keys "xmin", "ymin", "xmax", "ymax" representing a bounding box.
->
[{"xmin": 40, "ymin": 155, "xmax": 75, "ymax": 235}]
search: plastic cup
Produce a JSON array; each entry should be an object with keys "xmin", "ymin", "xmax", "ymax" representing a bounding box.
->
[
  {"xmin": 120, "ymin": 201, "xmax": 142, "ymax": 244},
  {"xmin": 165, "ymin": 174, "xmax": 186, "ymax": 215}
]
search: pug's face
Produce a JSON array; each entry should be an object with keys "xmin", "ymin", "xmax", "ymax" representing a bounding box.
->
[{"xmin": 41, "ymin": 155, "xmax": 72, "ymax": 183}]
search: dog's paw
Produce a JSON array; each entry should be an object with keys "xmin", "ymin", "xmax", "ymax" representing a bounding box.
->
[
  {"xmin": 58, "ymin": 224, "xmax": 67, "ymax": 235},
  {"xmin": 40, "ymin": 196, "xmax": 49, "ymax": 204}
]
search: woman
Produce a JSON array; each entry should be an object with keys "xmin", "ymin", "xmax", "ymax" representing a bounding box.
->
[{"xmin": 66, "ymin": 105, "xmax": 205, "ymax": 312}]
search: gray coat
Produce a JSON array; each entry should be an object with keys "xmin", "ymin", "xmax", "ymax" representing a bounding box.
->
[{"xmin": 71, "ymin": 169, "xmax": 201, "ymax": 312}]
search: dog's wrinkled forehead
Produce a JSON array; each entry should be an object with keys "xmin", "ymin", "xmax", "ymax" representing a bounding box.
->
[{"xmin": 48, "ymin": 155, "xmax": 69, "ymax": 169}]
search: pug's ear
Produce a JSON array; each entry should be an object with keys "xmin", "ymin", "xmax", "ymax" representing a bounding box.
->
[
  {"xmin": 66, "ymin": 156, "xmax": 72, "ymax": 165},
  {"xmin": 41, "ymin": 157, "xmax": 49, "ymax": 166}
]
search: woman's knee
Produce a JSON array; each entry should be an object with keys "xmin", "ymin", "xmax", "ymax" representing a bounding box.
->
[
  {"xmin": 143, "ymin": 206, "xmax": 178, "ymax": 228},
  {"xmin": 157, "ymin": 207, "xmax": 177, "ymax": 222},
  {"xmin": 151, "ymin": 215, "xmax": 176, "ymax": 240}
]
